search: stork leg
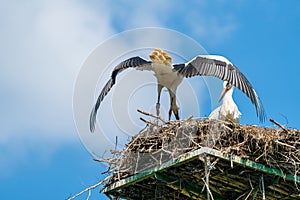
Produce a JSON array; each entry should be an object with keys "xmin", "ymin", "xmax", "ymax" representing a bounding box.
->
[
  {"xmin": 168, "ymin": 89, "xmax": 180, "ymax": 120},
  {"xmin": 156, "ymin": 84, "xmax": 163, "ymax": 117}
]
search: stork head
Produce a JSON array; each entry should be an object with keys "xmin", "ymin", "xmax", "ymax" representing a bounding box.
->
[
  {"xmin": 218, "ymin": 81, "xmax": 233, "ymax": 102},
  {"xmin": 149, "ymin": 48, "xmax": 172, "ymax": 66}
]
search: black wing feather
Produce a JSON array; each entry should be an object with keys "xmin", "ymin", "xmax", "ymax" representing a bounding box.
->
[
  {"xmin": 90, "ymin": 56, "xmax": 151, "ymax": 132},
  {"xmin": 175, "ymin": 56, "xmax": 266, "ymax": 122}
]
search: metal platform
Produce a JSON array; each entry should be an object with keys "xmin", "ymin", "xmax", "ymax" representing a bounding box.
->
[{"xmin": 103, "ymin": 147, "xmax": 300, "ymax": 199}]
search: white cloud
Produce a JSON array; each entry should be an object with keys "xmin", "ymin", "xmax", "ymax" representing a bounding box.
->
[
  {"xmin": 108, "ymin": 0, "xmax": 171, "ymax": 28},
  {"xmin": 0, "ymin": 0, "xmax": 238, "ymax": 176},
  {"xmin": 0, "ymin": 0, "xmax": 114, "ymax": 176},
  {"xmin": 1, "ymin": 0, "xmax": 113, "ymax": 137}
]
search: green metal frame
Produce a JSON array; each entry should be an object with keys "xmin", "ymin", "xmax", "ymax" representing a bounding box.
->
[{"xmin": 102, "ymin": 147, "xmax": 300, "ymax": 194}]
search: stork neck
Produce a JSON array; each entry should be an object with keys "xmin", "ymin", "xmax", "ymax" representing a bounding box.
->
[{"xmin": 223, "ymin": 87, "xmax": 234, "ymax": 102}]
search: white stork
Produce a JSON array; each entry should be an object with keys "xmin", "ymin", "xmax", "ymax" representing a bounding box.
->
[
  {"xmin": 90, "ymin": 49, "xmax": 266, "ymax": 132},
  {"xmin": 90, "ymin": 49, "xmax": 183, "ymax": 132},
  {"xmin": 208, "ymin": 81, "xmax": 241, "ymax": 123}
]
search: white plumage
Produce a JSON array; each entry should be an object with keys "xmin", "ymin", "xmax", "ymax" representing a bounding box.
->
[
  {"xmin": 90, "ymin": 48, "xmax": 265, "ymax": 132},
  {"xmin": 90, "ymin": 49, "xmax": 182, "ymax": 132},
  {"xmin": 209, "ymin": 81, "xmax": 241, "ymax": 123}
]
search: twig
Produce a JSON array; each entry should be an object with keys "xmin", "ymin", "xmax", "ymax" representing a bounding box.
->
[
  {"xmin": 261, "ymin": 175, "xmax": 265, "ymax": 200},
  {"xmin": 67, "ymin": 180, "xmax": 103, "ymax": 200},
  {"xmin": 255, "ymin": 153, "xmax": 265, "ymax": 162},
  {"xmin": 93, "ymin": 158, "xmax": 102, "ymax": 163},
  {"xmin": 203, "ymin": 154, "xmax": 214, "ymax": 200},
  {"xmin": 139, "ymin": 117, "xmax": 155, "ymax": 126},
  {"xmin": 186, "ymin": 115, "xmax": 194, "ymax": 121},
  {"xmin": 275, "ymin": 140, "xmax": 296, "ymax": 149},
  {"xmin": 137, "ymin": 109, "xmax": 170, "ymax": 124},
  {"xmin": 244, "ymin": 175, "xmax": 254, "ymax": 200},
  {"xmin": 114, "ymin": 136, "xmax": 118, "ymax": 152},
  {"xmin": 86, "ymin": 189, "xmax": 91, "ymax": 200},
  {"xmin": 294, "ymin": 168, "xmax": 299, "ymax": 191},
  {"xmin": 279, "ymin": 113, "xmax": 289, "ymax": 126},
  {"xmin": 270, "ymin": 118, "xmax": 289, "ymax": 133},
  {"xmin": 201, "ymin": 176, "xmax": 214, "ymax": 200}
]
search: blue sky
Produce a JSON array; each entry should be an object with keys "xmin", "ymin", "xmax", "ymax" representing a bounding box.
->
[{"xmin": 1, "ymin": 1, "xmax": 300, "ymax": 199}]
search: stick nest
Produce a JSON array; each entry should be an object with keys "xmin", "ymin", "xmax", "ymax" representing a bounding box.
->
[{"xmin": 100, "ymin": 117, "xmax": 300, "ymax": 190}]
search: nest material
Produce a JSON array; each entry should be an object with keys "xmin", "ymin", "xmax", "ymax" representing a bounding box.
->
[{"xmin": 100, "ymin": 117, "xmax": 300, "ymax": 198}]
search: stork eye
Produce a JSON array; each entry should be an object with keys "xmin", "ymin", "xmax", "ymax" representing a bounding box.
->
[{"xmin": 226, "ymin": 82, "xmax": 232, "ymax": 88}]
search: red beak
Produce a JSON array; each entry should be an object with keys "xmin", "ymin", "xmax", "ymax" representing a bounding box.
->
[{"xmin": 218, "ymin": 87, "xmax": 228, "ymax": 102}]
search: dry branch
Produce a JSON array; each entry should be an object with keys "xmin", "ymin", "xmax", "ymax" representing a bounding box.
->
[
  {"xmin": 67, "ymin": 180, "xmax": 104, "ymax": 200},
  {"xmin": 270, "ymin": 118, "xmax": 289, "ymax": 133},
  {"xmin": 98, "ymin": 115, "xmax": 300, "ymax": 199},
  {"xmin": 137, "ymin": 109, "xmax": 170, "ymax": 124},
  {"xmin": 71, "ymin": 111, "xmax": 300, "ymax": 199}
]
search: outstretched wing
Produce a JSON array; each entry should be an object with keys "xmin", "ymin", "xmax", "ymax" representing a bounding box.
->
[
  {"xmin": 174, "ymin": 56, "xmax": 266, "ymax": 122},
  {"xmin": 90, "ymin": 56, "xmax": 152, "ymax": 132}
]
